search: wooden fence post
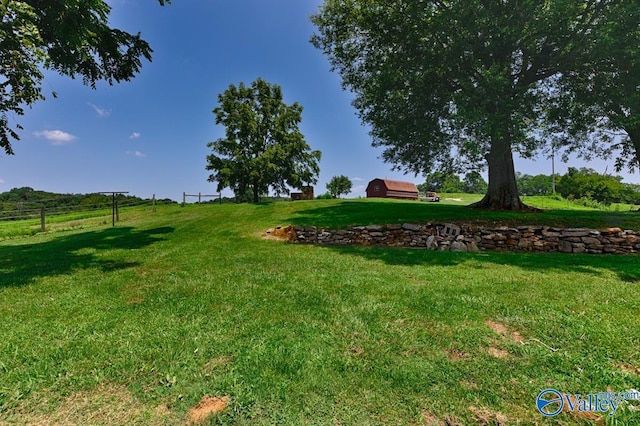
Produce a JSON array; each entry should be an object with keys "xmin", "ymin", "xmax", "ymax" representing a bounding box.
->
[
  {"xmin": 152, "ymin": 194, "xmax": 156, "ymax": 213},
  {"xmin": 40, "ymin": 208, "xmax": 45, "ymax": 232}
]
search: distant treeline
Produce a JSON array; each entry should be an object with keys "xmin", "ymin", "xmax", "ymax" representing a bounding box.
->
[
  {"xmin": 0, "ymin": 187, "xmax": 176, "ymax": 220},
  {"xmin": 417, "ymin": 168, "xmax": 640, "ymax": 205}
]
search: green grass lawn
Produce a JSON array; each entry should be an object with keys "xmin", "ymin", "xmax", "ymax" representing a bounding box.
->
[{"xmin": 1, "ymin": 199, "xmax": 640, "ymax": 425}]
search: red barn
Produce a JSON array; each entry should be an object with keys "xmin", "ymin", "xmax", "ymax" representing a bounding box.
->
[{"xmin": 366, "ymin": 178, "xmax": 419, "ymax": 200}]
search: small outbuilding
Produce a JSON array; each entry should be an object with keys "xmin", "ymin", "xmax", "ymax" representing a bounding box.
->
[
  {"xmin": 366, "ymin": 178, "xmax": 419, "ymax": 200},
  {"xmin": 291, "ymin": 185, "xmax": 314, "ymax": 201}
]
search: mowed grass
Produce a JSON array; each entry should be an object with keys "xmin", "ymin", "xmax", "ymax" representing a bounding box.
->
[{"xmin": 1, "ymin": 199, "xmax": 640, "ymax": 425}]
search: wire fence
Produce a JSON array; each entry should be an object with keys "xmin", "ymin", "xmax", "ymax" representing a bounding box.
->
[
  {"xmin": 0, "ymin": 197, "xmax": 157, "ymax": 222},
  {"xmin": 0, "ymin": 195, "xmax": 180, "ymax": 243}
]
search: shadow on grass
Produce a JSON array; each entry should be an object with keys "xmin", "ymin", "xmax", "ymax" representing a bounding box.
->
[
  {"xmin": 319, "ymin": 244, "xmax": 640, "ymax": 283},
  {"xmin": 286, "ymin": 200, "xmax": 471, "ymax": 229},
  {"xmin": 0, "ymin": 226, "xmax": 174, "ymax": 288},
  {"xmin": 286, "ymin": 200, "xmax": 639, "ymax": 230}
]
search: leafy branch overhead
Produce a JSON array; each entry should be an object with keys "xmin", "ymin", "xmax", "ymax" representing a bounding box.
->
[
  {"xmin": 0, "ymin": 0, "xmax": 169, "ymax": 155},
  {"xmin": 206, "ymin": 78, "xmax": 321, "ymax": 203}
]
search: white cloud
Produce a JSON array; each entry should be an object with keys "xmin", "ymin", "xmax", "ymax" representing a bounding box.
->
[
  {"xmin": 126, "ymin": 150, "xmax": 146, "ymax": 158},
  {"xmin": 129, "ymin": 132, "xmax": 141, "ymax": 139},
  {"xmin": 34, "ymin": 130, "xmax": 77, "ymax": 145},
  {"xmin": 352, "ymin": 177, "xmax": 364, "ymax": 182},
  {"xmin": 89, "ymin": 103, "xmax": 110, "ymax": 117},
  {"xmin": 0, "ymin": 178, "xmax": 6, "ymax": 184}
]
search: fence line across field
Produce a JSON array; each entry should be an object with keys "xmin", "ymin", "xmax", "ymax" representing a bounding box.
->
[
  {"xmin": 0, "ymin": 194, "xmax": 158, "ymax": 233},
  {"xmin": 183, "ymin": 192, "xmax": 221, "ymax": 204},
  {"xmin": 98, "ymin": 191, "xmax": 130, "ymax": 227}
]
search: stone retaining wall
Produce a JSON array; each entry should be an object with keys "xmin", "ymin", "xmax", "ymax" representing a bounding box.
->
[{"xmin": 281, "ymin": 223, "xmax": 640, "ymax": 255}]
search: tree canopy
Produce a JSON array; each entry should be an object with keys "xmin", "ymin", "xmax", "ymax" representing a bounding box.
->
[
  {"xmin": 206, "ymin": 78, "xmax": 321, "ymax": 203},
  {"xmin": 326, "ymin": 175, "xmax": 352, "ymax": 198},
  {"xmin": 311, "ymin": 0, "xmax": 631, "ymax": 210},
  {"xmin": 547, "ymin": 1, "xmax": 640, "ymax": 174},
  {"xmin": 0, "ymin": 0, "xmax": 168, "ymax": 155}
]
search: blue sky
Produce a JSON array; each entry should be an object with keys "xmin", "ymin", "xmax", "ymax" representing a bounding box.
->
[{"xmin": 3, "ymin": 1, "xmax": 638, "ymax": 201}]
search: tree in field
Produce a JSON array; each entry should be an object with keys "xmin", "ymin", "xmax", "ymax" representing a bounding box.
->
[
  {"xmin": 516, "ymin": 173, "xmax": 554, "ymax": 196},
  {"xmin": 440, "ymin": 174, "xmax": 464, "ymax": 193},
  {"xmin": 463, "ymin": 171, "xmax": 488, "ymax": 195},
  {"xmin": 418, "ymin": 171, "xmax": 484, "ymax": 193},
  {"xmin": 312, "ymin": 1, "xmax": 624, "ymax": 210},
  {"xmin": 326, "ymin": 175, "xmax": 352, "ymax": 198},
  {"xmin": 556, "ymin": 167, "xmax": 626, "ymax": 205},
  {"xmin": 417, "ymin": 172, "xmax": 448, "ymax": 193},
  {"xmin": 0, "ymin": 0, "xmax": 169, "ymax": 155},
  {"xmin": 206, "ymin": 78, "xmax": 322, "ymax": 203}
]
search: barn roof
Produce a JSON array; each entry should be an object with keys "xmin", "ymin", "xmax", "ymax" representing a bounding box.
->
[{"xmin": 371, "ymin": 179, "xmax": 418, "ymax": 193}]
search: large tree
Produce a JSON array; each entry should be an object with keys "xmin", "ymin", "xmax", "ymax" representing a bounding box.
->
[
  {"xmin": 311, "ymin": 1, "xmax": 621, "ymax": 210},
  {"xmin": 0, "ymin": 0, "xmax": 169, "ymax": 155},
  {"xmin": 206, "ymin": 78, "xmax": 321, "ymax": 203}
]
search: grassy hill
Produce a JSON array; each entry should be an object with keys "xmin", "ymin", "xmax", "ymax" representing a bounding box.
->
[{"xmin": 1, "ymin": 199, "xmax": 639, "ymax": 424}]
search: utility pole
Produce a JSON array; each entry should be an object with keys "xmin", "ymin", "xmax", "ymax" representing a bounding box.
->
[{"xmin": 551, "ymin": 144, "xmax": 556, "ymax": 194}]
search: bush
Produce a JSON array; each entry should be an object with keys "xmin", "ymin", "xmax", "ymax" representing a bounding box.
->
[{"xmin": 572, "ymin": 197, "xmax": 607, "ymax": 210}]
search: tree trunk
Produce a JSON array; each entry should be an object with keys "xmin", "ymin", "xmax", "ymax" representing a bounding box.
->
[
  {"xmin": 469, "ymin": 134, "xmax": 530, "ymax": 210},
  {"xmin": 625, "ymin": 125, "xmax": 640, "ymax": 169},
  {"xmin": 252, "ymin": 185, "xmax": 259, "ymax": 203}
]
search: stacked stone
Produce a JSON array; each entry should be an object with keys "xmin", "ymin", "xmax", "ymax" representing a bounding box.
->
[{"xmin": 289, "ymin": 224, "xmax": 639, "ymax": 255}]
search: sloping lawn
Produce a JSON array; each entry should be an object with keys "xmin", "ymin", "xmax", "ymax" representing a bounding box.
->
[{"xmin": 1, "ymin": 200, "xmax": 639, "ymax": 424}]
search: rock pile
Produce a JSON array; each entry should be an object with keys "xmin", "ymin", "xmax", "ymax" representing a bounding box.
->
[{"xmin": 287, "ymin": 223, "xmax": 639, "ymax": 255}]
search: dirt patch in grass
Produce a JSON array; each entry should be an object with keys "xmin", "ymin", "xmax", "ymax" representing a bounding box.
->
[
  {"xmin": 443, "ymin": 414, "xmax": 464, "ymax": 426},
  {"xmin": 445, "ymin": 348, "xmax": 469, "ymax": 361},
  {"xmin": 487, "ymin": 347, "xmax": 510, "ymax": 358},
  {"xmin": 2, "ymin": 383, "xmax": 172, "ymax": 425},
  {"xmin": 459, "ymin": 380, "xmax": 478, "ymax": 390},
  {"xmin": 485, "ymin": 319, "xmax": 508, "ymax": 336},
  {"xmin": 619, "ymin": 363, "xmax": 640, "ymax": 375},
  {"xmin": 421, "ymin": 410, "xmax": 444, "ymax": 425},
  {"xmin": 510, "ymin": 331, "xmax": 524, "ymax": 343},
  {"xmin": 187, "ymin": 395, "xmax": 229, "ymax": 424},
  {"xmin": 480, "ymin": 320, "xmax": 528, "ymax": 358},
  {"xmin": 203, "ymin": 356, "xmax": 234, "ymax": 372},
  {"xmin": 469, "ymin": 406, "xmax": 508, "ymax": 425},
  {"xmin": 485, "ymin": 319, "xmax": 524, "ymax": 343},
  {"xmin": 126, "ymin": 296, "xmax": 145, "ymax": 305},
  {"xmin": 350, "ymin": 345, "xmax": 365, "ymax": 356}
]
